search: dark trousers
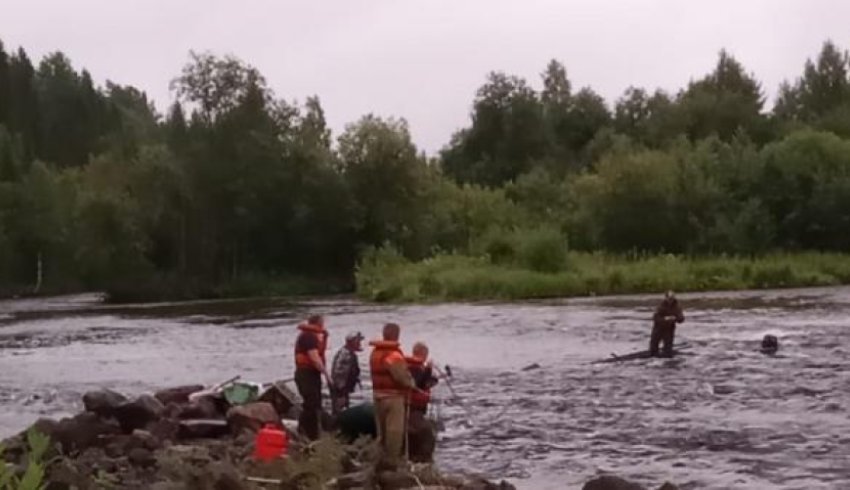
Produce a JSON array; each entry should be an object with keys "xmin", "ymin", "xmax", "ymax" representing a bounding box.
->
[
  {"xmin": 331, "ymin": 391, "xmax": 350, "ymax": 416},
  {"xmin": 407, "ymin": 409, "xmax": 436, "ymax": 463},
  {"xmin": 295, "ymin": 368, "xmax": 322, "ymax": 440},
  {"xmin": 649, "ymin": 323, "xmax": 675, "ymax": 357}
]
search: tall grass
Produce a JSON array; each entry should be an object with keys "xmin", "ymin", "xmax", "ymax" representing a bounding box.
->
[{"xmin": 356, "ymin": 250, "xmax": 850, "ymax": 302}]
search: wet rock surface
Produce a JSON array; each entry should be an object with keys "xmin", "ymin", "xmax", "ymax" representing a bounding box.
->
[{"xmin": 1, "ymin": 384, "xmax": 512, "ymax": 489}]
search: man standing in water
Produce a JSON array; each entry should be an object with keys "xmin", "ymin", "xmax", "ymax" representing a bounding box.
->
[
  {"xmin": 369, "ymin": 323, "xmax": 416, "ymax": 468},
  {"xmin": 294, "ymin": 314, "xmax": 330, "ymax": 440},
  {"xmin": 650, "ymin": 291, "xmax": 684, "ymax": 357}
]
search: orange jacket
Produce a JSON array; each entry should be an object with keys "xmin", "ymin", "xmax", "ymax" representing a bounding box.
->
[
  {"xmin": 369, "ymin": 340, "xmax": 408, "ymax": 396},
  {"xmin": 294, "ymin": 322, "xmax": 328, "ymax": 371}
]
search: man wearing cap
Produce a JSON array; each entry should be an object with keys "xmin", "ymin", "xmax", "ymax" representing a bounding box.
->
[
  {"xmin": 330, "ymin": 331, "xmax": 364, "ymax": 415},
  {"xmin": 650, "ymin": 290, "xmax": 685, "ymax": 357}
]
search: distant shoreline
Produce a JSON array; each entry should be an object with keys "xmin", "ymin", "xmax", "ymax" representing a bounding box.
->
[{"xmin": 355, "ymin": 251, "xmax": 850, "ymax": 303}]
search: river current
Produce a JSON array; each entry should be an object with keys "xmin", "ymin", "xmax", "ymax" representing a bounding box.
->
[{"xmin": 2, "ymin": 287, "xmax": 849, "ymax": 489}]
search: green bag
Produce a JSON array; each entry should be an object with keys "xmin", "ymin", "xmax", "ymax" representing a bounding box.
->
[{"xmin": 222, "ymin": 382, "xmax": 259, "ymax": 405}]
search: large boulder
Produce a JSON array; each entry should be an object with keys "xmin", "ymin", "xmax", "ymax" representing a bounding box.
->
[
  {"xmin": 147, "ymin": 418, "xmax": 180, "ymax": 443},
  {"xmin": 258, "ymin": 382, "xmax": 299, "ymax": 419},
  {"xmin": 582, "ymin": 475, "xmax": 647, "ymax": 490},
  {"xmin": 376, "ymin": 470, "xmax": 420, "ymax": 489},
  {"xmin": 82, "ymin": 389, "xmax": 127, "ymax": 417},
  {"xmin": 127, "ymin": 447, "xmax": 157, "ymax": 468},
  {"xmin": 42, "ymin": 412, "xmax": 120, "ymax": 453},
  {"xmin": 174, "ymin": 395, "xmax": 224, "ymax": 420},
  {"xmin": 657, "ymin": 484, "xmax": 680, "ymax": 490},
  {"xmin": 177, "ymin": 419, "xmax": 229, "ymax": 439},
  {"xmin": 154, "ymin": 385, "xmax": 204, "ymax": 406},
  {"xmin": 459, "ymin": 477, "xmax": 517, "ymax": 490},
  {"xmin": 113, "ymin": 395, "xmax": 165, "ymax": 433},
  {"xmin": 226, "ymin": 402, "xmax": 279, "ymax": 434}
]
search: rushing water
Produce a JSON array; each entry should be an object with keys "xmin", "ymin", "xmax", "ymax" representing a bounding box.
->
[{"xmin": 2, "ymin": 288, "xmax": 850, "ymax": 489}]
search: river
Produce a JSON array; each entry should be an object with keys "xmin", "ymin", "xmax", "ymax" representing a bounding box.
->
[{"xmin": 1, "ymin": 287, "xmax": 849, "ymax": 489}]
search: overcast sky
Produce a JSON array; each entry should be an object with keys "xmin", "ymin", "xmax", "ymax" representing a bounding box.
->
[{"xmin": 1, "ymin": 0, "xmax": 848, "ymax": 153}]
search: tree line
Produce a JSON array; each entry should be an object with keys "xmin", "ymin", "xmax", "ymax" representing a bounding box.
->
[{"xmin": 2, "ymin": 38, "xmax": 850, "ymax": 299}]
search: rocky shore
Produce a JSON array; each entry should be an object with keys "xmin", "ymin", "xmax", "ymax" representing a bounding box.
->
[
  {"xmin": 0, "ymin": 380, "xmax": 518, "ymax": 489},
  {"xmin": 0, "ymin": 380, "xmax": 682, "ymax": 490}
]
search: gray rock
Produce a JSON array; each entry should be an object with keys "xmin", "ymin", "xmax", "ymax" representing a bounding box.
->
[
  {"xmin": 377, "ymin": 470, "xmax": 419, "ymax": 489},
  {"xmin": 154, "ymin": 385, "xmax": 204, "ymax": 406},
  {"xmin": 176, "ymin": 395, "xmax": 224, "ymax": 420},
  {"xmin": 127, "ymin": 447, "xmax": 156, "ymax": 468},
  {"xmin": 82, "ymin": 389, "xmax": 127, "ymax": 417},
  {"xmin": 178, "ymin": 419, "xmax": 229, "ymax": 439},
  {"xmin": 258, "ymin": 381, "xmax": 299, "ymax": 418},
  {"xmin": 460, "ymin": 476, "xmax": 517, "ymax": 490},
  {"xmin": 583, "ymin": 475, "xmax": 646, "ymax": 490},
  {"xmin": 113, "ymin": 395, "xmax": 165, "ymax": 432},
  {"xmin": 45, "ymin": 412, "xmax": 120, "ymax": 453},
  {"xmin": 130, "ymin": 429, "xmax": 160, "ymax": 450},
  {"xmin": 147, "ymin": 418, "xmax": 180, "ymax": 443},
  {"xmin": 226, "ymin": 402, "xmax": 279, "ymax": 434}
]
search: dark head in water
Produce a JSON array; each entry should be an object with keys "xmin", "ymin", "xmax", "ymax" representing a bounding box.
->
[{"xmin": 760, "ymin": 334, "xmax": 779, "ymax": 355}]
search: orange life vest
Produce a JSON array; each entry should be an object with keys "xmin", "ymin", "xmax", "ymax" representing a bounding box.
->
[
  {"xmin": 406, "ymin": 356, "xmax": 431, "ymax": 410},
  {"xmin": 369, "ymin": 340, "xmax": 407, "ymax": 395},
  {"xmin": 294, "ymin": 322, "xmax": 328, "ymax": 371}
]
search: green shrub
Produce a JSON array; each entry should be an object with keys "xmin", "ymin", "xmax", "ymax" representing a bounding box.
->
[
  {"xmin": 516, "ymin": 226, "xmax": 568, "ymax": 273},
  {"xmin": 0, "ymin": 429, "xmax": 50, "ymax": 490},
  {"xmin": 356, "ymin": 250, "xmax": 850, "ymax": 302}
]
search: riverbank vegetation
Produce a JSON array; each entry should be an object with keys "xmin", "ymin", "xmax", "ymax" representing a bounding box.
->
[
  {"xmin": 3, "ymin": 38, "xmax": 850, "ymax": 301},
  {"xmin": 357, "ymin": 250, "xmax": 850, "ymax": 302}
]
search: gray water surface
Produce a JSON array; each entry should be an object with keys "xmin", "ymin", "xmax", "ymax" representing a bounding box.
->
[{"xmin": 2, "ymin": 288, "xmax": 849, "ymax": 489}]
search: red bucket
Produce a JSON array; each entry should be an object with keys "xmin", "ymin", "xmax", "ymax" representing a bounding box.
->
[{"xmin": 253, "ymin": 423, "xmax": 288, "ymax": 461}]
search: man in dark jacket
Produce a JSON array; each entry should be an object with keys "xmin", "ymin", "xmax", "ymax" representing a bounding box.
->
[
  {"xmin": 331, "ymin": 331, "xmax": 364, "ymax": 415},
  {"xmin": 293, "ymin": 315, "xmax": 330, "ymax": 440},
  {"xmin": 650, "ymin": 291, "xmax": 684, "ymax": 357}
]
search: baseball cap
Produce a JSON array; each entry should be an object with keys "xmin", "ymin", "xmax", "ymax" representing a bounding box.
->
[{"xmin": 346, "ymin": 331, "xmax": 364, "ymax": 342}]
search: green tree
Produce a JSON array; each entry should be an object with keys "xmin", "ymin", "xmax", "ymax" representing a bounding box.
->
[
  {"xmin": 0, "ymin": 40, "xmax": 10, "ymax": 127},
  {"xmin": 677, "ymin": 50, "xmax": 766, "ymax": 142},
  {"xmin": 775, "ymin": 41, "xmax": 850, "ymax": 136},
  {"xmin": 338, "ymin": 115, "xmax": 430, "ymax": 256},
  {"xmin": 36, "ymin": 53, "xmax": 104, "ymax": 167},
  {"xmin": 101, "ymin": 81, "xmax": 160, "ymax": 157},
  {"xmin": 171, "ymin": 51, "xmax": 267, "ymax": 125},
  {"xmin": 8, "ymin": 47, "xmax": 39, "ymax": 160},
  {"xmin": 756, "ymin": 130, "xmax": 850, "ymax": 250},
  {"xmin": 0, "ymin": 125, "xmax": 25, "ymax": 182},
  {"xmin": 441, "ymin": 72, "xmax": 546, "ymax": 185}
]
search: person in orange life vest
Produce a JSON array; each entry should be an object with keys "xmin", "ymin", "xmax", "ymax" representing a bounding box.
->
[
  {"xmin": 406, "ymin": 342, "xmax": 439, "ymax": 415},
  {"xmin": 405, "ymin": 341, "xmax": 441, "ymax": 463},
  {"xmin": 294, "ymin": 314, "xmax": 330, "ymax": 441},
  {"xmin": 369, "ymin": 323, "xmax": 417, "ymax": 468}
]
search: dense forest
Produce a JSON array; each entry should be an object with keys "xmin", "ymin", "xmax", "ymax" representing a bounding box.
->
[{"xmin": 2, "ymin": 38, "xmax": 850, "ymax": 300}]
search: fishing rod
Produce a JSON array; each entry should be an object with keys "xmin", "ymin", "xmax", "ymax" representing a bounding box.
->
[{"xmin": 432, "ymin": 364, "xmax": 459, "ymax": 399}]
